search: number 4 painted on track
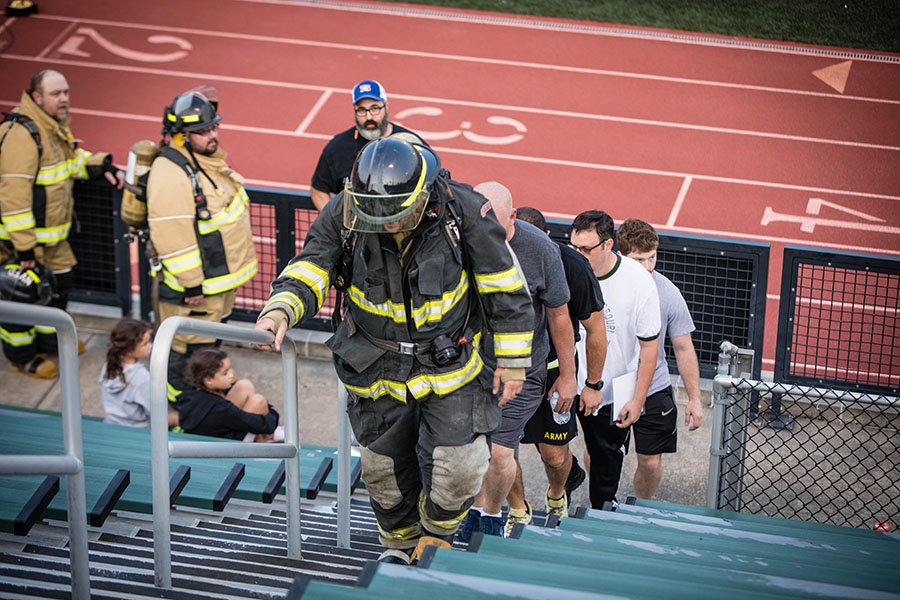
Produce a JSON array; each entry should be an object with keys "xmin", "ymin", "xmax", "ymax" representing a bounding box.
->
[{"xmin": 761, "ymin": 198, "xmax": 899, "ymax": 234}]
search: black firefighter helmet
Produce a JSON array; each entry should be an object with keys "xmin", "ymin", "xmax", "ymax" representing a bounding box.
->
[
  {"xmin": 0, "ymin": 259, "xmax": 56, "ymax": 305},
  {"xmin": 343, "ymin": 136, "xmax": 440, "ymax": 233},
  {"xmin": 162, "ymin": 91, "xmax": 221, "ymax": 136}
]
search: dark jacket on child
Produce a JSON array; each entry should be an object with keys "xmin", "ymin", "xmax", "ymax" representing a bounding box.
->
[{"xmin": 177, "ymin": 388, "xmax": 278, "ymax": 440}]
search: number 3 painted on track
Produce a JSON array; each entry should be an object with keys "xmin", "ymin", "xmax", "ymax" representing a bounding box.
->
[
  {"xmin": 56, "ymin": 27, "xmax": 192, "ymax": 62},
  {"xmin": 394, "ymin": 107, "xmax": 526, "ymax": 145}
]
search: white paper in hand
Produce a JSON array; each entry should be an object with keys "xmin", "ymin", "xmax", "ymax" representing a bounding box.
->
[{"xmin": 611, "ymin": 371, "xmax": 638, "ymax": 425}]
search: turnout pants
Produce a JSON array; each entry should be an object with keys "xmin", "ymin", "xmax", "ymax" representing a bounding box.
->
[
  {"xmin": 347, "ymin": 369, "xmax": 499, "ymax": 549},
  {"xmin": 577, "ymin": 404, "xmax": 631, "ymax": 508}
]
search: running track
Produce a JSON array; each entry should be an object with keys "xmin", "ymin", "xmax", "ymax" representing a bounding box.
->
[{"xmin": 2, "ymin": 0, "xmax": 899, "ymax": 373}]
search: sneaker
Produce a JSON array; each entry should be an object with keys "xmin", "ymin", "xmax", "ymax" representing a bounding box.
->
[
  {"xmin": 378, "ymin": 548, "xmax": 414, "ymax": 565},
  {"xmin": 10, "ymin": 356, "xmax": 58, "ymax": 380},
  {"xmin": 480, "ymin": 514, "xmax": 505, "ymax": 537},
  {"xmin": 456, "ymin": 510, "xmax": 481, "ymax": 544},
  {"xmin": 504, "ymin": 501, "xmax": 532, "ymax": 537},
  {"xmin": 546, "ymin": 485, "xmax": 568, "ymax": 521},
  {"xmin": 564, "ymin": 455, "xmax": 586, "ymax": 506}
]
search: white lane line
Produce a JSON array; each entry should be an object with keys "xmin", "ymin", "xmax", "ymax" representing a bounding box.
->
[
  {"xmin": 36, "ymin": 19, "xmax": 79, "ymax": 59},
  {"xmin": 4, "ymin": 53, "xmax": 897, "ymax": 152},
  {"xmin": 667, "ymin": 176, "xmax": 692, "ymax": 228},
  {"xmin": 3, "ymin": 97, "xmax": 897, "ymax": 206},
  {"xmin": 27, "ymin": 14, "xmax": 900, "ymax": 107},
  {"xmin": 235, "ymin": 0, "xmax": 900, "ymax": 65},
  {"xmin": 295, "ymin": 89, "xmax": 332, "ymax": 135}
]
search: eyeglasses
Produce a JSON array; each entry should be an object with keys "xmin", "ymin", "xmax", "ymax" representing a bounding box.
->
[
  {"xmin": 355, "ymin": 104, "xmax": 385, "ymax": 116},
  {"xmin": 570, "ymin": 238, "xmax": 608, "ymax": 255},
  {"xmin": 192, "ymin": 123, "xmax": 219, "ymax": 136}
]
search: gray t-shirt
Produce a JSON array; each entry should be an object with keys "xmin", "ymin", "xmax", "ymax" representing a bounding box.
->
[
  {"xmin": 649, "ymin": 270, "xmax": 695, "ymax": 395},
  {"xmin": 508, "ymin": 219, "xmax": 570, "ymax": 363}
]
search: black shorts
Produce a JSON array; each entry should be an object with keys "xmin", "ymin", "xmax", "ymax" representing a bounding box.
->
[
  {"xmin": 632, "ymin": 385, "xmax": 678, "ymax": 455},
  {"xmin": 521, "ymin": 365, "xmax": 579, "ymax": 446}
]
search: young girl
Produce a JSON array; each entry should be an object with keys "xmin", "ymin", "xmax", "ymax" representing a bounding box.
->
[
  {"xmin": 177, "ymin": 348, "xmax": 280, "ymax": 442},
  {"xmin": 100, "ymin": 318, "xmax": 179, "ymax": 428}
]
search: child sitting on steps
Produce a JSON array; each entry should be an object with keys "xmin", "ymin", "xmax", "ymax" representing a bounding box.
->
[
  {"xmin": 100, "ymin": 318, "xmax": 179, "ymax": 428},
  {"xmin": 177, "ymin": 347, "xmax": 281, "ymax": 442}
]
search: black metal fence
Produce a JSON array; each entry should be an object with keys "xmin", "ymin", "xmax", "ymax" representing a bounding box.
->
[
  {"xmin": 711, "ymin": 374, "xmax": 900, "ymax": 531},
  {"xmin": 775, "ymin": 246, "xmax": 900, "ymax": 395},
  {"xmin": 68, "ymin": 180, "xmax": 131, "ymax": 312}
]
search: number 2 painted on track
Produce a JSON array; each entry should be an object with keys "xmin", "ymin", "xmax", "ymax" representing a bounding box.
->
[
  {"xmin": 394, "ymin": 107, "xmax": 526, "ymax": 146},
  {"xmin": 56, "ymin": 27, "xmax": 192, "ymax": 62},
  {"xmin": 761, "ymin": 198, "xmax": 899, "ymax": 235}
]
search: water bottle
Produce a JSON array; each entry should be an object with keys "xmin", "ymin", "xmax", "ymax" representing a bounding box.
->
[{"xmin": 549, "ymin": 392, "xmax": 570, "ymax": 425}]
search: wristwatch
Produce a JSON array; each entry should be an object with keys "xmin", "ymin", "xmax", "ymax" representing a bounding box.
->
[{"xmin": 584, "ymin": 379, "xmax": 604, "ymax": 391}]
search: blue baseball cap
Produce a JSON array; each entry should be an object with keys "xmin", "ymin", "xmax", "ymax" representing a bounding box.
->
[{"xmin": 353, "ymin": 80, "xmax": 387, "ymax": 105}]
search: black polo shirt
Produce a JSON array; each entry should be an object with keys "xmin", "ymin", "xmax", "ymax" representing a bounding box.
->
[{"xmin": 310, "ymin": 124, "xmax": 421, "ymax": 195}]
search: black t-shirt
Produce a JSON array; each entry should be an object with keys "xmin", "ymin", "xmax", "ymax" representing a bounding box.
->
[
  {"xmin": 547, "ymin": 241, "xmax": 605, "ymax": 363},
  {"xmin": 310, "ymin": 124, "xmax": 421, "ymax": 195}
]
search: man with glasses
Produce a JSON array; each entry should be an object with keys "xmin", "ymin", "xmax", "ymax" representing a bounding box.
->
[
  {"xmin": 570, "ymin": 210, "xmax": 660, "ymax": 509},
  {"xmin": 147, "ymin": 90, "xmax": 257, "ymax": 403},
  {"xmin": 309, "ymin": 80, "xmax": 425, "ymax": 211}
]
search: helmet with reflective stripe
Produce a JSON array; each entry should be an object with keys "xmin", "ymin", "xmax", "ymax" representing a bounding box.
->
[
  {"xmin": 0, "ymin": 260, "xmax": 56, "ymax": 305},
  {"xmin": 344, "ymin": 137, "xmax": 440, "ymax": 233},
  {"xmin": 162, "ymin": 91, "xmax": 222, "ymax": 135}
]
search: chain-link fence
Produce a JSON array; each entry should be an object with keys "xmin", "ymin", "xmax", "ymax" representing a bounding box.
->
[{"xmin": 710, "ymin": 351, "xmax": 900, "ymax": 530}]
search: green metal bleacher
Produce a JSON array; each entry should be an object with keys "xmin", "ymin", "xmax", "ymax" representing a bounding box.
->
[
  {"xmin": 0, "ymin": 405, "xmax": 361, "ymax": 535},
  {"xmin": 288, "ymin": 497, "xmax": 900, "ymax": 600}
]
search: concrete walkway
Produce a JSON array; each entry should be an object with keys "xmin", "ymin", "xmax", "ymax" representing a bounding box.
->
[{"xmin": 0, "ymin": 304, "xmax": 715, "ymax": 511}]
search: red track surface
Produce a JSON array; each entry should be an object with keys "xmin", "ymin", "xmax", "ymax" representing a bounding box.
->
[{"xmin": 2, "ymin": 0, "xmax": 899, "ymax": 372}]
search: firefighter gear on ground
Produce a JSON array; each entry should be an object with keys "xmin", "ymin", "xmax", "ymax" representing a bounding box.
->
[
  {"xmin": 0, "ymin": 89, "xmax": 112, "ymax": 371},
  {"xmin": 259, "ymin": 143, "xmax": 534, "ymax": 550}
]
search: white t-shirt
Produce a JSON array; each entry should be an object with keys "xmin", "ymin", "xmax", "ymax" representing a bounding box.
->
[{"xmin": 577, "ymin": 254, "xmax": 661, "ymax": 407}]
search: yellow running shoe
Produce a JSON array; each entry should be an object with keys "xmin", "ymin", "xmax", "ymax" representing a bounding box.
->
[
  {"xmin": 504, "ymin": 501, "xmax": 532, "ymax": 537},
  {"xmin": 546, "ymin": 486, "xmax": 568, "ymax": 522}
]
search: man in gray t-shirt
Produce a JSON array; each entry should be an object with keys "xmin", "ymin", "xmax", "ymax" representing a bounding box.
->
[
  {"xmin": 458, "ymin": 181, "xmax": 575, "ymax": 540},
  {"xmin": 616, "ymin": 218, "xmax": 703, "ymax": 500}
]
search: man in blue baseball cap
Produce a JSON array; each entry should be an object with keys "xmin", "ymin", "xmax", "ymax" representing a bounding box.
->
[{"xmin": 309, "ymin": 80, "xmax": 425, "ymax": 211}]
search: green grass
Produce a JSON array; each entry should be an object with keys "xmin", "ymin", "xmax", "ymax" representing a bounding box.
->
[{"xmin": 379, "ymin": 0, "xmax": 900, "ymax": 53}]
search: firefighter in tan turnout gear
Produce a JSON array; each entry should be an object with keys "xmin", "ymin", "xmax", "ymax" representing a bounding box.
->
[
  {"xmin": 146, "ymin": 91, "xmax": 257, "ymax": 404},
  {"xmin": 0, "ymin": 69, "xmax": 123, "ymax": 379},
  {"xmin": 255, "ymin": 137, "xmax": 534, "ymax": 564}
]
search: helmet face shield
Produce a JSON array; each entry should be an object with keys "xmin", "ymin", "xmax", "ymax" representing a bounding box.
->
[{"xmin": 343, "ymin": 185, "xmax": 430, "ymax": 233}]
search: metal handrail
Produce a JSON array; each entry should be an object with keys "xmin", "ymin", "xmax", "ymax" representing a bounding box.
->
[
  {"xmin": 150, "ymin": 317, "xmax": 300, "ymax": 589},
  {"xmin": 0, "ymin": 301, "xmax": 90, "ymax": 599},
  {"xmin": 336, "ymin": 386, "xmax": 351, "ymax": 548}
]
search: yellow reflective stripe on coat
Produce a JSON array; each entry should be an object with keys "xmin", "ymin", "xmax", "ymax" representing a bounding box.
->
[
  {"xmin": 418, "ymin": 493, "xmax": 467, "ymax": 530},
  {"xmin": 348, "ymin": 285, "xmax": 407, "ymax": 324},
  {"xmin": 160, "ymin": 269, "xmax": 185, "ymax": 292},
  {"xmin": 474, "ymin": 266, "xmax": 523, "ymax": 294},
  {"xmin": 377, "ymin": 521, "xmax": 422, "ymax": 541},
  {"xmin": 202, "ymin": 259, "xmax": 257, "ymax": 295},
  {"xmin": 493, "ymin": 331, "xmax": 533, "ymax": 357},
  {"xmin": 34, "ymin": 325, "xmax": 56, "ymax": 335},
  {"xmin": 280, "ymin": 260, "xmax": 329, "ymax": 310},
  {"xmin": 35, "ymin": 150, "xmax": 90, "ymax": 185},
  {"xmin": 264, "ymin": 290, "xmax": 304, "ymax": 324},
  {"xmin": 0, "ymin": 326, "xmax": 35, "ymax": 346},
  {"xmin": 407, "ymin": 333, "xmax": 483, "ymax": 399},
  {"xmin": 161, "ymin": 249, "xmax": 202, "ymax": 275},
  {"xmin": 410, "ymin": 271, "xmax": 468, "ymax": 330},
  {"xmin": 35, "ymin": 222, "xmax": 72, "ymax": 244},
  {"xmin": 196, "ymin": 187, "xmax": 249, "ymax": 235},
  {"xmin": 167, "ymin": 382, "xmax": 182, "ymax": 403},
  {"xmin": 1, "ymin": 210, "xmax": 36, "ymax": 233},
  {"xmin": 345, "ymin": 378, "xmax": 408, "ymax": 403}
]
